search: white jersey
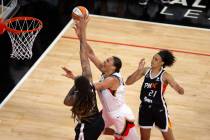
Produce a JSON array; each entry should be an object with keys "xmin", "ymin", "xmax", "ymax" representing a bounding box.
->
[
  {"xmin": 98, "ymin": 72, "xmax": 126, "ymax": 112},
  {"xmin": 97, "ymin": 73, "xmax": 138, "ymax": 139}
]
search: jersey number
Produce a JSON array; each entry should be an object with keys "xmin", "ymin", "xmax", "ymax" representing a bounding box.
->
[{"xmin": 148, "ymin": 90, "xmax": 157, "ymax": 98}]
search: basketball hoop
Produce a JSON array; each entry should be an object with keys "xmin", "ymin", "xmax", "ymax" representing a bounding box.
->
[{"xmin": 4, "ymin": 16, "xmax": 43, "ymax": 60}]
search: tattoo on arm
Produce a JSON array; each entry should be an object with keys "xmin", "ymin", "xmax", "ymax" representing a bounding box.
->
[{"xmin": 80, "ymin": 41, "xmax": 93, "ymax": 82}]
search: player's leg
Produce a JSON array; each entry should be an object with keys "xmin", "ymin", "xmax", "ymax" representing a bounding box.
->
[
  {"xmin": 161, "ymin": 128, "xmax": 175, "ymax": 140},
  {"xmin": 140, "ymin": 128, "xmax": 151, "ymax": 140},
  {"xmin": 154, "ymin": 105, "xmax": 174, "ymax": 140},
  {"xmin": 138, "ymin": 104, "xmax": 154, "ymax": 140}
]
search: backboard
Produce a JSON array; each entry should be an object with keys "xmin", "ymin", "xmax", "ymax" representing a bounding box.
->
[{"xmin": 0, "ymin": 0, "xmax": 19, "ymax": 20}]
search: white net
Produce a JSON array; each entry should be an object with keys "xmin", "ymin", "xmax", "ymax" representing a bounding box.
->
[{"xmin": 5, "ymin": 17, "xmax": 43, "ymax": 60}]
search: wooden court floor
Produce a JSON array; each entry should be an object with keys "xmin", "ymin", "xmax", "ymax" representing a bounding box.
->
[{"xmin": 0, "ymin": 16, "xmax": 210, "ymax": 140}]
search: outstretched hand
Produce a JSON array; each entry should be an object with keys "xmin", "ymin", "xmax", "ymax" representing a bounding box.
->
[
  {"xmin": 138, "ymin": 58, "xmax": 146, "ymax": 71},
  {"xmin": 73, "ymin": 16, "xmax": 90, "ymax": 40},
  {"xmin": 62, "ymin": 67, "xmax": 76, "ymax": 80}
]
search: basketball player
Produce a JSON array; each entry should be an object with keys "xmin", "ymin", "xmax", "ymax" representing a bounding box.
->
[
  {"xmin": 62, "ymin": 17, "xmax": 104, "ymax": 140},
  {"xmin": 74, "ymin": 17, "xmax": 139, "ymax": 140},
  {"xmin": 126, "ymin": 50, "xmax": 184, "ymax": 140}
]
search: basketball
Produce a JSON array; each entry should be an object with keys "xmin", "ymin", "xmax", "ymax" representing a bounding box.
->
[{"xmin": 72, "ymin": 6, "xmax": 89, "ymax": 20}]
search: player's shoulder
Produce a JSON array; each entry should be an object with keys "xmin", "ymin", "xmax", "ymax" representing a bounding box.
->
[
  {"xmin": 162, "ymin": 71, "xmax": 173, "ymax": 82},
  {"xmin": 162, "ymin": 71, "xmax": 170, "ymax": 77}
]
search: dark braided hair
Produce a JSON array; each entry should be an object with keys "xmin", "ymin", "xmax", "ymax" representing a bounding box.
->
[
  {"xmin": 71, "ymin": 76, "xmax": 95, "ymax": 121},
  {"xmin": 158, "ymin": 50, "xmax": 176, "ymax": 68},
  {"xmin": 112, "ymin": 56, "xmax": 122, "ymax": 73}
]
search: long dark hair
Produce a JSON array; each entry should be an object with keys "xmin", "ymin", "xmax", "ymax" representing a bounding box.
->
[
  {"xmin": 71, "ymin": 76, "xmax": 95, "ymax": 120},
  {"xmin": 158, "ymin": 50, "xmax": 176, "ymax": 68}
]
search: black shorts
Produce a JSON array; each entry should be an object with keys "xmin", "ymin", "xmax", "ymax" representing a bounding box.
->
[
  {"xmin": 75, "ymin": 113, "xmax": 105, "ymax": 140},
  {"xmin": 138, "ymin": 103, "xmax": 171, "ymax": 132}
]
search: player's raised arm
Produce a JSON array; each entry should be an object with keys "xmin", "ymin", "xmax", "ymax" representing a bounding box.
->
[
  {"xmin": 74, "ymin": 17, "xmax": 104, "ymax": 73},
  {"xmin": 62, "ymin": 16, "xmax": 93, "ymax": 106},
  {"xmin": 85, "ymin": 42, "xmax": 104, "ymax": 72},
  {"xmin": 126, "ymin": 58, "xmax": 148, "ymax": 85},
  {"xmin": 75, "ymin": 17, "xmax": 93, "ymax": 82}
]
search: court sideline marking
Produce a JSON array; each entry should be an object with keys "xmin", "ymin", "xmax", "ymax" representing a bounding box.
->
[{"xmin": 62, "ymin": 36, "xmax": 210, "ymax": 57}]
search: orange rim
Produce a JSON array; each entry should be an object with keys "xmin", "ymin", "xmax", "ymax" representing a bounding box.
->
[{"xmin": 5, "ymin": 16, "xmax": 43, "ymax": 34}]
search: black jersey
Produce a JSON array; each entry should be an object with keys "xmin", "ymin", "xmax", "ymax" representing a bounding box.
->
[
  {"xmin": 140, "ymin": 68, "xmax": 167, "ymax": 105},
  {"xmin": 80, "ymin": 88, "xmax": 100, "ymax": 123}
]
